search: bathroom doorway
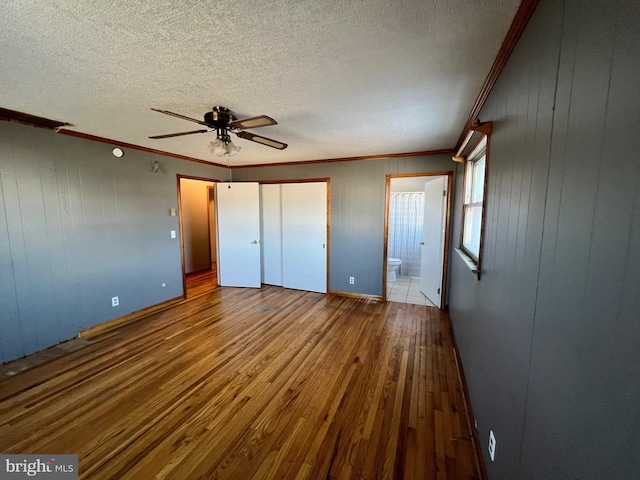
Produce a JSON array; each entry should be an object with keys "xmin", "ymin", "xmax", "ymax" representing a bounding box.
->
[{"xmin": 384, "ymin": 172, "xmax": 452, "ymax": 308}]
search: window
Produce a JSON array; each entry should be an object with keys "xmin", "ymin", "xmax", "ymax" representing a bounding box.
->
[{"xmin": 461, "ymin": 136, "xmax": 487, "ymax": 264}]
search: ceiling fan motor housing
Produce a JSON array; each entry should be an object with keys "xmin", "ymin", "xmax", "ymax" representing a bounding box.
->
[{"xmin": 204, "ymin": 106, "xmax": 237, "ymax": 128}]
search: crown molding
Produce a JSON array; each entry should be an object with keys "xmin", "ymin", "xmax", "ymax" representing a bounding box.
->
[
  {"xmin": 57, "ymin": 129, "xmax": 228, "ymax": 168},
  {"xmin": 231, "ymin": 149, "xmax": 456, "ymax": 169},
  {"xmin": 455, "ymin": 0, "xmax": 540, "ymax": 151}
]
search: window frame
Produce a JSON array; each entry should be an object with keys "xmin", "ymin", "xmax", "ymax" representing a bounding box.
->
[{"xmin": 460, "ymin": 134, "xmax": 489, "ymax": 272}]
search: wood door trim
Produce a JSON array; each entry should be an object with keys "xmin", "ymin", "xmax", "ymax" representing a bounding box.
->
[
  {"xmin": 177, "ymin": 175, "xmax": 219, "ymax": 299},
  {"xmin": 384, "ymin": 171, "xmax": 454, "ymax": 307},
  {"xmin": 258, "ymin": 177, "xmax": 330, "ymax": 184}
]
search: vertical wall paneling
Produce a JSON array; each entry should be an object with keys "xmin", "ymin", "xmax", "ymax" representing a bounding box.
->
[
  {"xmin": 448, "ymin": 0, "xmax": 640, "ymax": 478},
  {"xmin": 2, "ymin": 119, "xmax": 450, "ymax": 363},
  {"xmin": 0, "ymin": 126, "xmax": 24, "ymax": 362},
  {"xmin": 0, "ymin": 122, "xmax": 226, "ymax": 363},
  {"xmin": 521, "ymin": 1, "xmax": 640, "ymax": 478},
  {"xmin": 234, "ymin": 155, "xmax": 452, "ymax": 296},
  {"xmin": 448, "ymin": 3, "xmax": 564, "ymax": 474},
  {"xmin": 6, "ymin": 126, "xmax": 41, "ymax": 356}
]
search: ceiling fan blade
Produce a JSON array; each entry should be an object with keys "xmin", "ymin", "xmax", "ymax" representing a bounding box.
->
[
  {"xmin": 236, "ymin": 131, "xmax": 287, "ymax": 150},
  {"xmin": 229, "ymin": 115, "xmax": 277, "ymax": 130},
  {"xmin": 151, "ymin": 108, "xmax": 209, "ymax": 126},
  {"xmin": 149, "ymin": 129, "xmax": 209, "ymax": 139}
]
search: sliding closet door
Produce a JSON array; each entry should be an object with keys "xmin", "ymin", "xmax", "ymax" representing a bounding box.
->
[
  {"xmin": 216, "ymin": 182, "xmax": 261, "ymax": 287},
  {"xmin": 260, "ymin": 184, "xmax": 283, "ymax": 286},
  {"xmin": 282, "ymin": 182, "xmax": 327, "ymax": 293}
]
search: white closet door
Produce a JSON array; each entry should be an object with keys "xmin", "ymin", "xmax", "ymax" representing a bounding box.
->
[
  {"xmin": 216, "ymin": 182, "xmax": 261, "ymax": 287},
  {"xmin": 260, "ymin": 184, "xmax": 283, "ymax": 286},
  {"xmin": 282, "ymin": 182, "xmax": 327, "ymax": 293}
]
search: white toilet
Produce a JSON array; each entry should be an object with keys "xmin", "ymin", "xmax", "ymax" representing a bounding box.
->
[{"xmin": 387, "ymin": 257, "xmax": 402, "ymax": 282}]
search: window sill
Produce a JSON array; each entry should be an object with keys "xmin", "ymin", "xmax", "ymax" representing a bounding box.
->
[{"xmin": 455, "ymin": 248, "xmax": 480, "ymax": 277}]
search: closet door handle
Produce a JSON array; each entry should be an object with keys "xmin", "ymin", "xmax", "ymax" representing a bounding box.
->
[
  {"xmin": 252, "ymin": 240, "xmax": 259, "ymax": 244},
  {"xmin": 420, "ymin": 242, "xmax": 425, "ymax": 245}
]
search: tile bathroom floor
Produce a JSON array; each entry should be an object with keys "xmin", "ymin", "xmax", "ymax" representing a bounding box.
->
[{"xmin": 387, "ymin": 276, "xmax": 436, "ymax": 307}]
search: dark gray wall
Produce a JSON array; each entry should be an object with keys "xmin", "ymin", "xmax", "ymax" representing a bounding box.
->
[
  {"xmin": 448, "ymin": 1, "xmax": 640, "ymax": 478},
  {"xmin": 0, "ymin": 120, "xmax": 450, "ymax": 363},
  {"xmin": 0, "ymin": 123, "xmax": 226, "ymax": 363},
  {"xmin": 235, "ymin": 156, "xmax": 452, "ymax": 296}
]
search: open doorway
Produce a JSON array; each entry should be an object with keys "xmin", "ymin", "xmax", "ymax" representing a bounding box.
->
[
  {"xmin": 177, "ymin": 175, "xmax": 219, "ymax": 298},
  {"xmin": 384, "ymin": 172, "xmax": 452, "ymax": 308}
]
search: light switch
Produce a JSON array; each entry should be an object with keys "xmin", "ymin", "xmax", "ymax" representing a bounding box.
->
[
  {"xmin": 170, "ymin": 230, "xmax": 176, "ymax": 239},
  {"xmin": 170, "ymin": 208, "xmax": 176, "ymax": 216}
]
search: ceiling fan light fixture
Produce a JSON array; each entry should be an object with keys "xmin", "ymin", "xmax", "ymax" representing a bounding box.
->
[
  {"xmin": 209, "ymin": 138, "xmax": 227, "ymax": 156},
  {"xmin": 225, "ymin": 140, "xmax": 241, "ymax": 157},
  {"xmin": 209, "ymin": 136, "xmax": 241, "ymax": 157}
]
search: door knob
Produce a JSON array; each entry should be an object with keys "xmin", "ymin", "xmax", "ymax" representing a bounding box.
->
[
  {"xmin": 252, "ymin": 240, "xmax": 259, "ymax": 244},
  {"xmin": 420, "ymin": 242, "xmax": 425, "ymax": 245}
]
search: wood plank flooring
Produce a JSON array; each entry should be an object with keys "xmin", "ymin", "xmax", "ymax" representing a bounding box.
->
[
  {"xmin": 186, "ymin": 265, "xmax": 218, "ymax": 298},
  {"xmin": 0, "ymin": 286, "xmax": 484, "ymax": 479}
]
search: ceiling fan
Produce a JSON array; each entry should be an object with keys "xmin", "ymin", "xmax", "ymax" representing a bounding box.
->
[{"xmin": 149, "ymin": 106, "xmax": 287, "ymax": 156}]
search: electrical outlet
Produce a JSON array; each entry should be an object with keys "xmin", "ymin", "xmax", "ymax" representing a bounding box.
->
[
  {"xmin": 349, "ymin": 277, "xmax": 355, "ymax": 284},
  {"xmin": 170, "ymin": 230, "xmax": 176, "ymax": 239},
  {"xmin": 111, "ymin": 296, "xmax": 119, "ymax": 307},
  {"xmin": 488, "ymin": 430, "xmax": 496, "ymax": 461}
]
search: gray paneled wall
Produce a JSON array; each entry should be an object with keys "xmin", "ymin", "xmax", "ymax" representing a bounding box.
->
[
  {"xmin": 0, "ymin": 123, "xmax": 226, "ymax": 363},
  {"xmin": 1, "ymin": 120, "xmax": 450, "ymax": 364},
  {"xmin": 234, "ymin": 156, "xmax": 452, "ymax": 296},
  {"xmin": 448, "ymin": 0, "xmax": 640, "ymax": 478}
]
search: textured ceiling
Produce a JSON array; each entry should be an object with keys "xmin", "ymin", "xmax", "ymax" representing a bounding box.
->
[{"xmin": 0, "ymin": 0, "xmax": 520, "ymax": 166}]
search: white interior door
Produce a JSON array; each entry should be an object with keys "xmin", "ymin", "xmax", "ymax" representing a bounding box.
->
[
  {"xmin": 216, "ymin": 182, "xmax": 261, "ymax": 287},
  {"xmin": 260, "ymin": 184, "xmax": 283, "ymax": 286},
  {"xmin": 420, "ymin": 176, "xmax": 446, "ymax": 306},
  {"xmin": 282, "ymin": 182, "xmax": 327, "ymax": 293}
]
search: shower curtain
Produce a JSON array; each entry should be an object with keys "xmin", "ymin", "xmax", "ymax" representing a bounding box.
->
[{"xmin": 388, "ymin": 192, "xmax": 424, "ymax": 277}]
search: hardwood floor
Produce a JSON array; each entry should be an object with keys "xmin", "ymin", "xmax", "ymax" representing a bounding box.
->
[
  {"xmin": 0, "ymin": 286, "xmax": 484, "ymax": 479},
  {"xmin": 186, "ymin": 264, "xmax": 218, "ymax": 298}
]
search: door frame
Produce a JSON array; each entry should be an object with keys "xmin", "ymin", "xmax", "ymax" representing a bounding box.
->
[
  {"xmin": 258, "ymin": 178, "xmax": 331, "ymax": 293},
  {"xmin": 383, "ymin": 171, "xmax": 453, "ymax": 307},
  {"xmin": 177, "ymin": 174, "xmax": 220, "ymax": 299},
  {"xmin": 207, "ymin": 185, "xmax": 216, "ymax": 268}
]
